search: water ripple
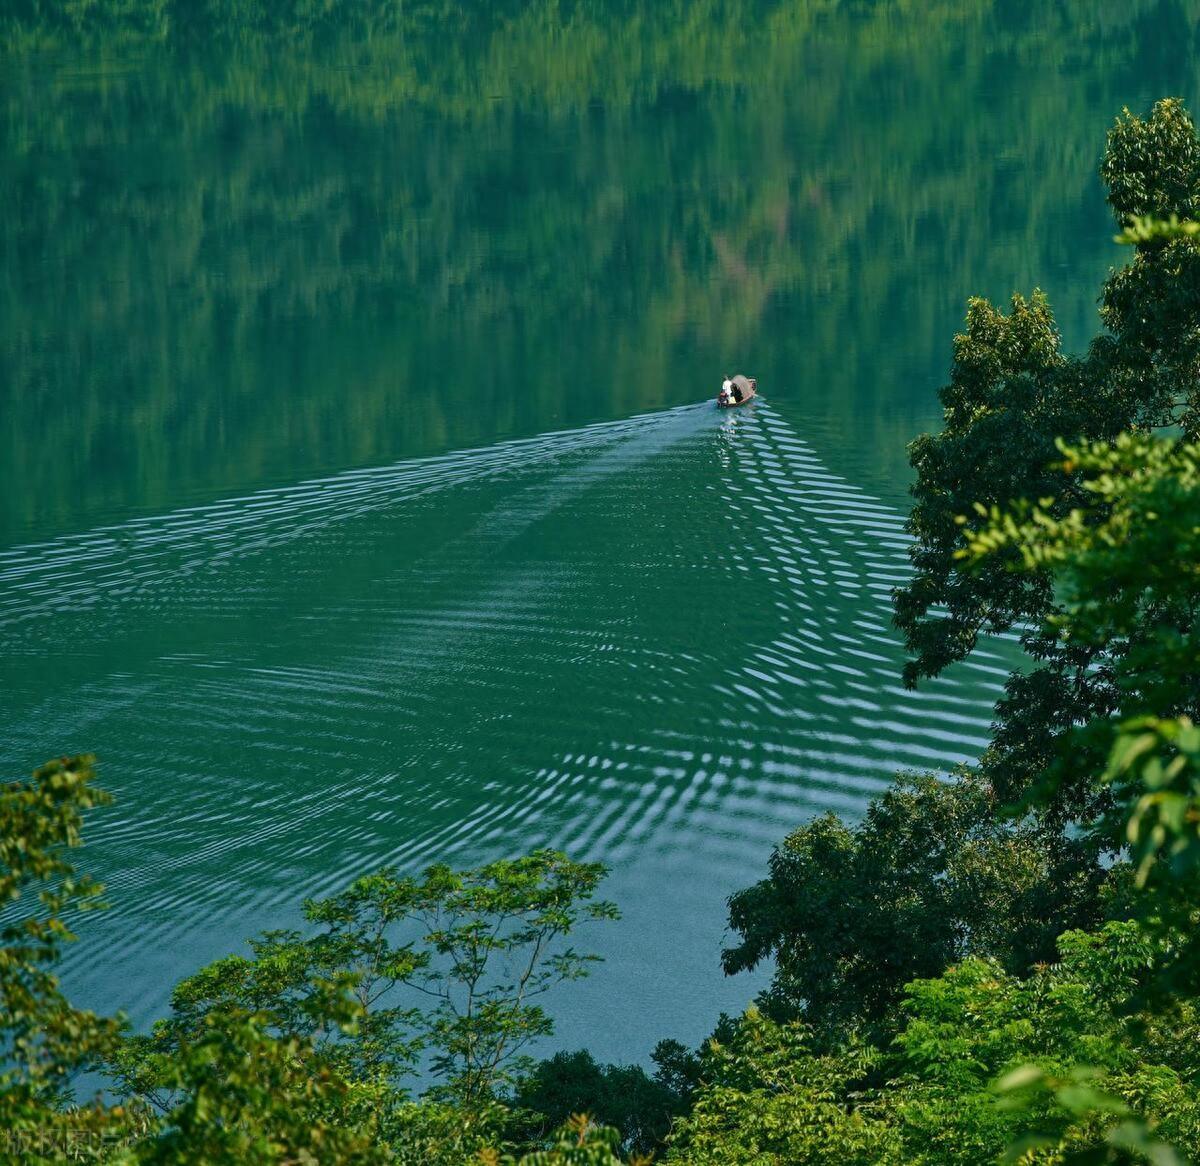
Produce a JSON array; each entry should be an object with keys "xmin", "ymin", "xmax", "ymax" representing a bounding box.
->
[{"xmin": 1, "ymin": 402, "xmax": 1010, "ymax": 1040}]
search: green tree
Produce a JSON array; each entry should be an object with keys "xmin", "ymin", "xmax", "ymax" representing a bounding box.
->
[
  {"xmin": 1, "ymin": 760, "xmax": 621, "ymax": 1161},
  {"xmin": 379, "ymin": 1096, "xmax": 510, "ymax": 1166},
  {"xmin": 513, "ymin": 1049, "xmax": 686, "ymax": 1155},
  {"xmin": 0, "ymin": 755, "xmax": 129, "ymax": 1162},
  {"xmin": 893, "ymin": 99, "xmax": 1200, "ymax": 838},
  {"xmin": 111, "ymin": 874, "xmax": 430, "ymax": 1115},
  {"xmin": 1100, "ymin": 99, "xmax": 1200, "ymax": 438},
  {"xmin": 483, "ymin": 1114, "xmax": 638, "ymax": 1166},
  {"xmin": 722, "ymin": 771, "xmax": 1103, "ymax": 1038},
  {"xmin": 897, "ymin": 98, "xmax": 1200, "ymax": 690},
  {"xmin": 961, "ymin": 433, "xmax": 1200, "ymax": 843},
  {"xmin": 0, "ymin": 757, "xmax": 398, "ymax": 1163},
  {"xmin": 1105, "ymin": 714, "xmax": 1200, "ymax": 983},
  {"xmin": 895, "ymin": 287, "xmax": 1077, "ymax": 685},
  {"xmin": 116, "ymin": 849, "xmax": 618, "ymax": 1124},
  {"xmin": 126, "ymin": 985, "xmax": 391, "ymax": 1165},
  {"xmin": 671, "ymin": 923, "xmax": 1200, "ymax": 1164},
  {"xmin": 946, "ymin": 414, "xmax": 1200, "ymax": 1160},
  {"xmin": 402, "ymin": 852, "xmax": 618, "ymax": 1107},
  {"xmin": 962, "ymin": 432, "xmax": 1200, "ymax": 1000},
  {"xmin": 663, "ymin": 1008, "xmax": 899, "ymax": 1164}
]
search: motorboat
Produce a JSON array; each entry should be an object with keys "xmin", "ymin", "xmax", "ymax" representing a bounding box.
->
[{"xmin": 717, "ymin": 374, "xmax": 757, "ymax": 408}]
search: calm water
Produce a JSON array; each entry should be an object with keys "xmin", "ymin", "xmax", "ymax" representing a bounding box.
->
[{"xmin": 3, "ymin": 1, "xmax": 1198, "ymax": 1061}]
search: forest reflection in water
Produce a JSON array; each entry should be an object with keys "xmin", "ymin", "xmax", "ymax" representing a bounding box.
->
[{"xmin": 5, "ymin": 0, "xmax": 1195, "ymax": 538}]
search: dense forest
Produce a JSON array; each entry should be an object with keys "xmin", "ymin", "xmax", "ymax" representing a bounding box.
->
[{"xmin": 7, "ymin": 90, "xmax": 1200, "ymax": 1162}]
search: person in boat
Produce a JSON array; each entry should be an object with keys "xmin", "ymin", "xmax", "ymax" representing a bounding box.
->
[{"xmin": 719, "ymin": 375, "xmax": 743, "ymax": 405}]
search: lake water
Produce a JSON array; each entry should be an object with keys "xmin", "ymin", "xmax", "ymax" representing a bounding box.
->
[{"xmin": 2, "ymin": 1, "xmax": 1196, "ymax": 1062}]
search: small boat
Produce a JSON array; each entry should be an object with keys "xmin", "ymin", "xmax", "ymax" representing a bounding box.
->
[{"xmin": 717, "ymin": 374, "xmax": 757, "ymax": 408}]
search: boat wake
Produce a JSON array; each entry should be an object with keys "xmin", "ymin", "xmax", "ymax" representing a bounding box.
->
[{"xmin": 0, "ymin": 402, "xmax": 1009, "ymax": 1050}]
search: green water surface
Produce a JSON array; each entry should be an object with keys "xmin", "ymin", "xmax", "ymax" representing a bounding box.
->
[{"xmin": 2, "ymin": 0, "xmax": 1197, "ymax": 1060}]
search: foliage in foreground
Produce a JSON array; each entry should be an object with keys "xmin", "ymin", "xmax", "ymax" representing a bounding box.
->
[
  {"xmin": 511, "ymin": 1049, "xmax": 686, "ymax": 1156},
  {"xmin": 962, "ymin": 432, "xmax": 1200, "ymax": 1001},
  {"xmin": 894, "ymin": 98, "xmax": 1200, "ymax": 830},
  {"xmin": 114, "ymin": 849, "xmax": 618, "ymax": 1119},
  {"xmin": 671, "ymin": 923, "xmax": 1200, "ymax": 1164},
  {"xmin": 0, "ymin": 755, "xmax": 633, "ymax": 1162},
  {"xmin": 698, "ymin": 438, "xmax": 1200, "ymax": 1163},
  {"xmin": 722, "ymin": 770, "xmax": 1104, "ymax": 1040},
  {"xmin": 0, "ymin": 756, "xmax": 129, "ymax": 1160},
  {"xmin": 6, "ymin": 741, "xmax": 1199, "ymax": 1163}
]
